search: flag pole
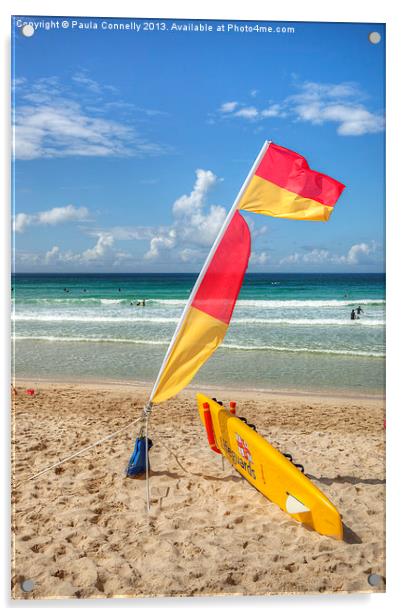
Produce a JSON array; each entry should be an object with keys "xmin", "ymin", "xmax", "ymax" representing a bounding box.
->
[{"xmin": 148, "ymin": 140, "xmax": 271, "ymax": 406}]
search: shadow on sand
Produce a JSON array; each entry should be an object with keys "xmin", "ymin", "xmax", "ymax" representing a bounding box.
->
[{"xmin": 306, "ymin": 473, "xmax": 385, "ymax": 486}]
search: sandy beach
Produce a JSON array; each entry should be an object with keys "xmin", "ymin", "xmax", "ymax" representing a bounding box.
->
[{"xmin": 11, "ymin": 380, "xmax": 385, "ymax": 599}]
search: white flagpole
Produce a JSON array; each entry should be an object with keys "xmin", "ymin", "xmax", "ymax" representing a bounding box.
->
[{"xmin": 148, "ymin": 140, "xmax": 271, "ymax": 405}]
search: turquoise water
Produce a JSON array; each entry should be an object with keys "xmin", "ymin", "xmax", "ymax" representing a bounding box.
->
[{"xmin": 12, "ymin": 273, "xmax": 385, "ymax": 395}]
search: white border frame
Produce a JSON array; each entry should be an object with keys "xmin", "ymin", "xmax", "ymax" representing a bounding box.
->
[{"xmin": 2, "ymin": 1, "xmax": 400, "ymax": 614}]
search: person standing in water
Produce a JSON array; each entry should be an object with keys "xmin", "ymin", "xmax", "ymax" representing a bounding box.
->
[
  {"xmin": 350, "ymin": 309, "xmax": 356, "ymax": 320},
  {"xmin": 356, "ymin": 305, "xmax": 364, "ymax": 315}
]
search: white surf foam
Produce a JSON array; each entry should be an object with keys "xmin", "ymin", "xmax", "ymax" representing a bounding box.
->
[
  {"xmin": 13, "ymin": 335, "xmax": 169, "ymax": 345},
  {"xmin": 13, "ymin": 335, "xmax": 384, "ymax": 357},
  {"xmin": 12, "ymin": 314, "xmax": 178, "ymax": 323},
  {"xmin": 12, "ymin": 314, "xmax": 384, "ymax": 326},
  {"xmin": 232, "ymin": 317, "xmax": 385, "ymax": 326},
  {"xmin": 221, "ymin": 343, "xmax": 384, "ymax": 357},
  {"xmin": 149, "ymin": 298, "xmax": 385, "ymax": 308}
]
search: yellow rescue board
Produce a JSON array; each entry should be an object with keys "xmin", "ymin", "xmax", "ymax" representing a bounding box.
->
[{"xmin": 197, "ymin": 393, "xmax": 343, "ymax": 540}]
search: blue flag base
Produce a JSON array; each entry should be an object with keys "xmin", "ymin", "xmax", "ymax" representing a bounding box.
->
[{"xmin": 126, "ymin": 436, "xmax": 153, "ymax": 478}]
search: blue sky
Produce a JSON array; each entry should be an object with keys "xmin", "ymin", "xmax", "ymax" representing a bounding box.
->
[{"xmin": 12, "ymin": 17, "xmax": 385, "ymax": 273}]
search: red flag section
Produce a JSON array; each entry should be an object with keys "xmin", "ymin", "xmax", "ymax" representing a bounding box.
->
[
  {"xmin": 150, "ymin": 212, "xmax": 250, "ymax": 404},
  {"xmin": 192, "ymin": 211, "xmax": 251, "ymax": 324}
]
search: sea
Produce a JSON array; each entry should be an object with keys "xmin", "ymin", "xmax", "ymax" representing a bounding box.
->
[{"xmin": 11, "ymin": 273, "xmax": 385, "ymax": 397}]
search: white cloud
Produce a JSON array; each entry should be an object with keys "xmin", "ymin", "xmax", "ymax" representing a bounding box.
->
[
  {"xmin": 234, "ymin": 106, "xmax": 259, "ymax": 120},
  {"xmin": 13, "ymin": 213, "xmax": 33, "ymax": 233},
  {"xmin": 13, "ymin": 205, "xmax": 89, "ymax": 233},
  {"xmin": 172, "ymin": 171, "xmax": 226, "ymax": 248},
  {"xmin": 172, "ymin": 169, "xmax": 218, "ymax": 216},
  {"xmin": 14, "ymin": 101, "xmax": 156, "ymax": 159},
  {"xmin": 15, "ymin": 251, "xmax": 40, "ymax": 265},
  {"xmin": 280, "ymin": 249, "xmax": 331, "ymax": 265},
  {"xmin": 217, "ymin": 80, "xmax": 384, "ymax": 136},
  {"xmin": 72, "ymin": 71, "xmax": 107, "ymax": 95},
  {"xmin": 280, "ymin": 242, "xmax": 379, "ymax": 266},
  {"xmin": 38, "ymin": 204, "xmax": 88, "ymax": 226},
  {"xmin": 144, "ymin": 168, "xmax": 227, "ymax": 262},
  {"xmin": 250, "ymin": 251, "xmax": 268, "ymax": 265},
  {"xmin": 220, "ymin": 101, "xmax": 238, "ymax": 113},
  {"xmin": 25, "ymin": 174, "xmax": 225, "ymax": 268},
  {"xmin": 179, "ymin": 247, "xmax": 203, "ymax": 263},
  {"xmin": 43, "ymin": 247, "xmax": 67, "ymax": 264},
  {"xmin": 181, "ymin": 204, "xmax": 227, "ymax": 246},
  {"xmin": 45, "ymin": 245, "xmax": 60, "ymax": 263},
  {"xmin": 39, "ymin": 233, "xmax": 115, "ymax": 266},
  {"xmin": 340, "ymin": 242, "xmax": 377, "ymax": 264},
  {"xmin": 252, "ymin": 224, "xmax": 268, "ymax": 238},
  {"xmin": 79, "ymin": 170, "xmax": 227, "ymax": 267},
  {"xmin": 292, "ymin": 81, "xmax": 361, "ymax": 101},
  {"xmin": 82, "ymin": 233, "xmax": 114, "ymax": 261},
  {"xmin": 145, "ymin": 230, "xmax": 176, "ymax": 260},
  {"xmin": 218, "ymin": 100, "xmax": 287, "ymax": 121},
  {"xmin": 13, "ymin": 75, "xmax": 166, "ymax": 159},
  {"xmin": 102, "ymin": 226, "xmax": 156, "ymax": 241},
  {"xmin": 260, "ymin": 104, "xmax": 283, "ymax": 118},
  {"xmin": 289, "ymin": 82, "xmax": 384, "ymax": 136}
]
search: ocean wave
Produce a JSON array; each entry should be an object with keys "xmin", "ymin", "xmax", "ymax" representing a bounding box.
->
[
  {"xmin": 13, "ymin": 335, "xmax": 384, "ymax": 357},
  {"xmin": 142, "ymin": 298, "xmax": 386, "ymax": 308},
  {"xmin": 24, "ymin": 297, "xmax": 102, "ymax": 304},
  {"xmin": 233, "ymin": 298, "xmax": 385, "ymax": 308},
  {"xmin": 14, "ymin": 297, "xmax": 385, "ymax": 309},
  {"xmin": 12, "ymin": 314, "xmax": 178, "ymax": 323},
  {"xmin": 12, "ymin": 314, "xmax": 384, "ymax": 327},
  {"xmin": 13, "ymin": 335, "xmax": 168, "ymax": 345},
  {"xmin": 221, "ymin": 343, "xmax": 384, "ymax": 357},
  {"xmin": 232, "ymin": 317, "xmax": 385, "ymax": 326},
  {"xmin": 148, "ymin": 298, "xmax": 385, "ymax": 308},
  {"xmin": 14, "ymin": 297, "xmax": 139, "ymax": 305}
]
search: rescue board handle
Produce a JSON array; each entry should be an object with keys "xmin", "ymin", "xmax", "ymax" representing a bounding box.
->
[{"xmin": 203, "ymin": 402, "xmax": 221, "ymax": 454}]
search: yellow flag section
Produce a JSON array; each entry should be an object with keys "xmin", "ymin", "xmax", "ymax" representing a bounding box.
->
[
  {"xmin": 197, "ymin": 393, "xmax": 343, "ymax": 540},
  {"xmin": 151, "ymin": 212, "xmax": 251, "ymax": 404},
  {"xmin": 151, "ymin": 307, "xmax": 228, "ymax": 404}
]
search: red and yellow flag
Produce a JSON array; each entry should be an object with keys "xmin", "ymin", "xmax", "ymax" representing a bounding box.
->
[
  {"xmin": 150, "ymin": 212, "xmax": 250, "ymax": 404},
  {"xmin": 237, "ymin": 143, "xmax": 345, "ymax": 221},
  {"xmin": 149, "ymin": 142, "xmax": 345, "ymax": 405}
]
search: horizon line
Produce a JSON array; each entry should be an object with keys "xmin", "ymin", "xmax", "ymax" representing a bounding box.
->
[{"xmin": 11, "ymin": 271, "xmax": 386, "ymax": 276}]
